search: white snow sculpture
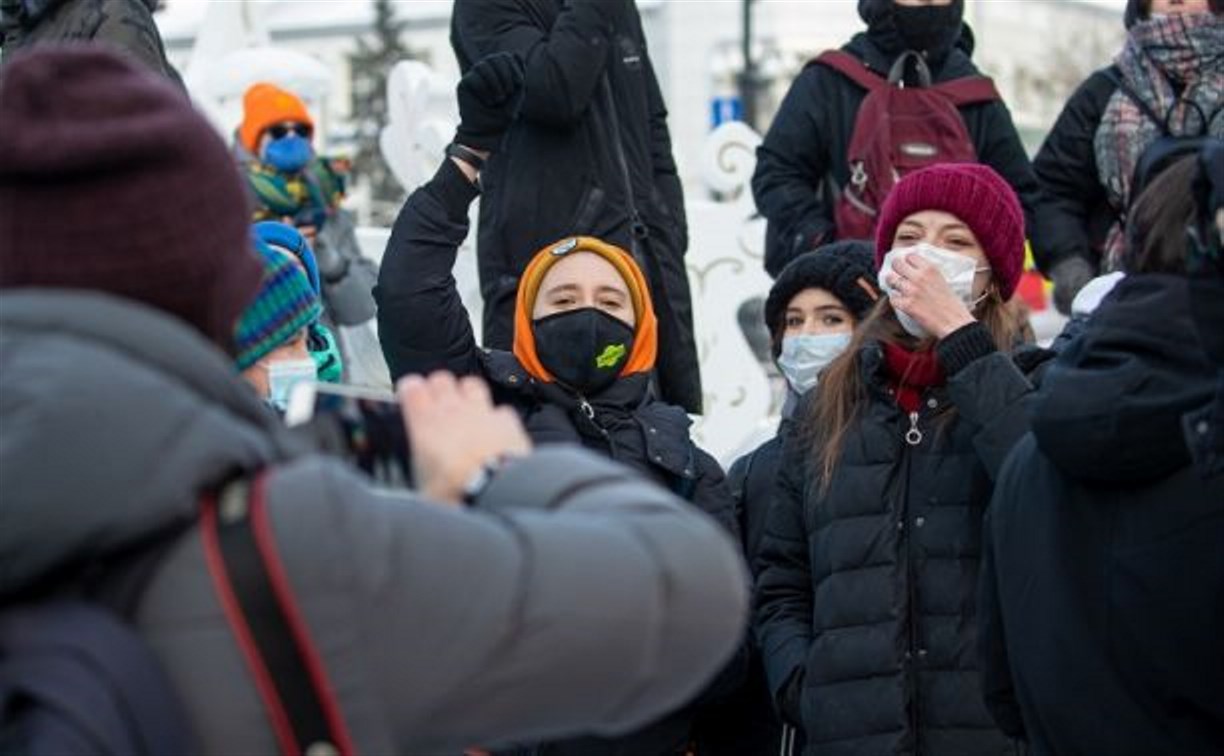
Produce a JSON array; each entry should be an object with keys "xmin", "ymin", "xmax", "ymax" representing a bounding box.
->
[
  {"xmin": 191, "ymin": 46, "xmax": 332, "ymax": 143},
  {"xmin": 380, "ymin": 60, "xmax": 459, "ymax": 196},
  {"xmin": 180, "ymin": 1, "xmax": 331, "ymax": 140}
]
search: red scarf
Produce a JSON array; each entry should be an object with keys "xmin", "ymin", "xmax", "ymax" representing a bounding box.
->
[{"xmin": 882, "ymin": 342, "xmax": 945, "ymax": 413}]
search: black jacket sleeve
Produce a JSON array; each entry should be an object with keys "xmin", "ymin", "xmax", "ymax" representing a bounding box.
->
[
  {"xmin": 1029, "ymin": 68, "xmax": 1119, "ymax": 275},
  {"xmin": 752, "ymin": 424, "xmax": 814, "ymax": 722},
  {"xmin": 692, "ymin": 448, "xmax": 742, "ymax": 542},
  {"xmin": 679, "ymin": 449, "xmax": 751, "ymax": 709},
  {"xmin": 451, "ymin": 0, "xmax": 614, "ymax": 129},
  {"xmin": 752, "ymin": 66, "xmax": 838, "ymax": 277},
  {"xmin": 939, "ymin": 323, "xmax": 1036, "ymax": 481},
  {"xmin": 977, "ymin": 497, "xmax": 1027, "ymax": 740},
  {"xmin": 374, "ymin": 159, "xmax": 483, "ymax": 381}
]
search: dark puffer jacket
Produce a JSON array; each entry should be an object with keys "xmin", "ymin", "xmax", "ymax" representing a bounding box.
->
[
  {"xmin": 1029, "ymin": 66, "xmax": 1121, "ymax": 276},
  {"xmin": 376, "ymin": 157, "xmax": 745, "ymax": 755},
  {"xmin": 979, "ymin": 275, "xmax": 1224, "ymax": 756},
  {"xmin": 751, "ymin": 30, "xmax": 1039, "ymax": 277},
  {"xmin": 450, "ymin": 0, "xmax": 700, "ymax": 414},
  {"xmin": 755, "ymin": 328, "xmax": 1034, "ymax": 755}
]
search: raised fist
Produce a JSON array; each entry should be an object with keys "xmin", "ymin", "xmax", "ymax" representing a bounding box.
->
[{"xmin": 454, "ymin": 52, "xmax": 525, "ymax": 152}]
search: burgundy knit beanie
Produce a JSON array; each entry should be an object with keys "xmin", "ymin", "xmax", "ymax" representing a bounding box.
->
[
  {"xmin": 0, "ymin": 46, "xmax": 261, "ymax": 349},
  {"xmin": 874, "ymin": 163, "xmax": 1025, "ymax": 300}
]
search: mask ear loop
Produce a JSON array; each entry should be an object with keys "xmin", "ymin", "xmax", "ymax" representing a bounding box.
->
[{"xmin": 968, "ymin": 267, "xmax": 993, "ymax": 311}]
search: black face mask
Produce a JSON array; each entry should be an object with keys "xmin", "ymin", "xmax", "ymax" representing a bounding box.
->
[
  {"xmin": 893, "ymin": 3, "xmax": 962, "ymax": 60},
  {"xmin": 533, "ymin": 307, "xmax": 636, "ymax": 396}
]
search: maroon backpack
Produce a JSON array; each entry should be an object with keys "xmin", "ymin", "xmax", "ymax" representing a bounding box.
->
[{"xmin": 815, "ymin": 49, "xmax": 1001, "ymax": 240}]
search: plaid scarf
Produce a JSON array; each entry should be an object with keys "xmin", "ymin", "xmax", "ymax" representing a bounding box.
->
[{"xmin": 1094, "ymin": 12, "xmax": 1224, "ymax": 269}]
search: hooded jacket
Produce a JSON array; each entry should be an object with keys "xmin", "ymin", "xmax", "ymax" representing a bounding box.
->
[
  {"xmin": 0, "ymin": 290, "xmax": 749, "ymax": 755},
  {"xmin": 979, "ymin": 275, "xmax": 1224, "ymax": 755},
  {"xmin": 450, "ymin": 0, "xmax": 701, "ymax": 414},
  {"xmin": 754, "ymin": 323, "xmax": 1036, "ymax": 755},
  {"xmin": 751, "ymin": 1, "xmax": 1039, "ymax": 276},
  {"xmin": 375, "ymin": 158, "xmax": 746, "ymax": 755}
]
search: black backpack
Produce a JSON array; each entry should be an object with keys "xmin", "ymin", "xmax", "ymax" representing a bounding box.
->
[{"xmin": 0, "ymin": 475, "xmax": 355, "ymax": 756}]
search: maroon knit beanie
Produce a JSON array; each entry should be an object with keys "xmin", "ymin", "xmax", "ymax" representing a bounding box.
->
[
  {"xmin": 0, "ymin": 46, "xmax": 261, "ymax": 349},
  {"xmin": 874, "ymin": 163, "xmax": 1026, "ymax": 300}
]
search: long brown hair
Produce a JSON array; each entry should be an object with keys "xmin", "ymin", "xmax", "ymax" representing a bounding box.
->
[{"xmin": 806, "ymin": 290, "xmax": 1022, "ymax": 487}]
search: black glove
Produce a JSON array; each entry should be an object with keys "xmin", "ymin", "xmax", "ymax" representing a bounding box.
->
[
  {"xmin": 1049, "ymin": 256, "xmax": 1095, "ymax": 316},
  {"xmin": 454, "ymin": 52, "xmax": 525, "ymax": 152}
]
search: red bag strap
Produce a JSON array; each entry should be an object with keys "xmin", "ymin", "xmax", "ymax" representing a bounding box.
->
[
  {"xmin": 932, "ymin": 76, "xmax": 1001, "ymax": 106},
  {"xmin": 814, "ymin": 48, "xmax": 1000, "ymax": 107},
  {"xmin": 812, "ymin": 50, "xmax": 886, "ymax": 92},
  {"xmin": 201, "ymin": 473, "xmax": 357, "ymax": 756}
]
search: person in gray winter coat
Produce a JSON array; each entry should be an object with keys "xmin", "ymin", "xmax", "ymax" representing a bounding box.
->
[{"xmin": 0, "ymin": 46, "xmax": 749, "ymax": 756}]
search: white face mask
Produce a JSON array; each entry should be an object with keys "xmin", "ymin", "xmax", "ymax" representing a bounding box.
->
[
  {"xmin": 877, "ymin": 242, "xmax": 990, "ymax": 338},
  {"xmin": 777, "ymin": 332, "xmax": 853, "ymax": 395},
  {"xmin": 265, "ymin": 358, "xmax": 317, "ymax": 412}
]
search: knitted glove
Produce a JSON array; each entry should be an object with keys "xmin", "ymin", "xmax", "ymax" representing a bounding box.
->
[
  {"xmin": 1049, "ymin": 256, "xmax": 1095, "ymax": 316},
  {"xmin": 454, "ymin": 52, "xmax": 525, "ymax": 152}
]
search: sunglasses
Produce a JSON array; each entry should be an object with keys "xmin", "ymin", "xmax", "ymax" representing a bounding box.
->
[{"xmin": 267, "ymin": 123, "xmax": 313, "ymax": 140}]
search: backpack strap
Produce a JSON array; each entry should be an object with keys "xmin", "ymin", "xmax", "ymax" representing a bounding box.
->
[
  {"xmin": 932, "ymin": 76, "xmax": 1001, "ymax": 107},
  {"xmin": 201, "ymin": 474, "xmax": 356, "ymax": 756},
  {"xmin": 815, "ymin": 49, "xmax": 998, "ymax": 106},
  {"xmin": 812, "ymin": 50, "xmax": 886, "ymax": 92}
]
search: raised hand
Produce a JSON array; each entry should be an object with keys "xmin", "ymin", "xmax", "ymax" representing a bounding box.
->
[
  {"xmin": 398, "ymin": 371, "xmax": 531, "ymax": 505},
  {"xmin": 454, "ymin": 52, "xmax": 526, "ymax": 152},
  {"xmin": 885, "ymin": 252, "xmax": 977, "ymax": 341}
]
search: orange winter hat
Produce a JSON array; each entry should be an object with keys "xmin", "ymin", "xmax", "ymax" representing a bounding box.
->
[
  {"xmin": 513, "ymin": 236, "xmax": 658, "ymax": 383},
  {"xmin": 238, "ymin": 82, "xmax": 314, "ymax": 153}
]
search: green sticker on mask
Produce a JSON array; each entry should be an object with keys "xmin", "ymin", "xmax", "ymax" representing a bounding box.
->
[{"xmin": 595, "ymin": 343, "xmax": 627, "ymax": 369}]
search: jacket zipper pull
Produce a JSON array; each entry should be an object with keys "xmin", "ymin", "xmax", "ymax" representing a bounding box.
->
[
  {"xmin": 905, "ymin": 411, "xmax": 923, "ymax": 446},
  {"xmin": 578, "ymin": 397, "xmax": 595, "ymax": 421}
]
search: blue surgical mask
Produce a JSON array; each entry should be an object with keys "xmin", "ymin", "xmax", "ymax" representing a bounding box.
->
[
  {"xmin": 262, "ymin": 134, "xmax": 313, "ymax": 173},
  {"xmin": 777, "ymin": 332, "xmax": 852, "ymax": 395},
  {"xmin": 266, "ymin": 358, "xmax": 317, "ymax": 412}
]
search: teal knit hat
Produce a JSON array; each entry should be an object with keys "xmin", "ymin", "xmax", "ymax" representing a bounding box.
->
[{"xmin": 235, "ymin": 241, "xmax": 322, "ymax": 370}]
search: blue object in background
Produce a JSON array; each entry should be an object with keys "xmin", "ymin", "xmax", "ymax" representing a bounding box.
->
[{"xmin": 711, "ymin": 95, "xmax": 743, "ymax": 128}]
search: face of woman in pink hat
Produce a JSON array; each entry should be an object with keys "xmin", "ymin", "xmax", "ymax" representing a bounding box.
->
[
  {"xmin": 878, "ymin": 208, "xmax": 999, "ymax": 342},
  {"xmin": 890, "ymin": 209, "xmax": 995, "ymax": 303}
]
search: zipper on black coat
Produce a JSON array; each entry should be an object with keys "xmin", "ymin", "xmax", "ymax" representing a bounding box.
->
[
  {"xmin": 577, "ymin": 395, "xmax": 618, "ymax": 459},
  {"xmin": 899, "ymin": 401, "xmax": 923, "ymax": 754}
]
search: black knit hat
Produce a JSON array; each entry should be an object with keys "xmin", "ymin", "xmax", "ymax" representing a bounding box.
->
[{"xmin": 764, "ymin": 241, "xmax": 880, "ymax": 355}]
